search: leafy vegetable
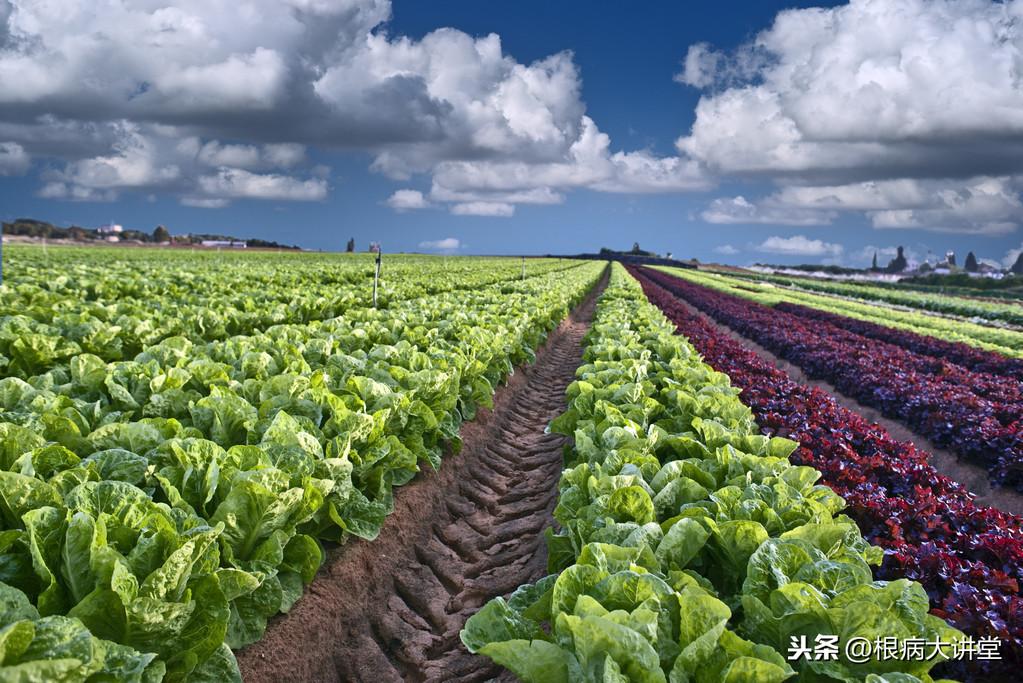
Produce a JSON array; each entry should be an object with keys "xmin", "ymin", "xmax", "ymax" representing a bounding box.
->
[
  {"xmin": 634, "ymin": 265, "xmax": 1021, "ymax": 679},
  {"xmin": 465, "ymin": 264, "xmax": 964, "ymax": 682}
]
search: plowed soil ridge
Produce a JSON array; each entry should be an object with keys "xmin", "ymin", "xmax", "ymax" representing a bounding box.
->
[{"xmin": 238, "ymin": 269, "xmax": 607, "ymax": 683}]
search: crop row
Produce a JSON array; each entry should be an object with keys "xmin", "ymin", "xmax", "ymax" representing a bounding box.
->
[
  {"xmin": 0, "ymin": 261, "xmax": 604, "ymax": 681},
  {"xmin": 680, "ymin": 267, "xmax": 1023, "ymax": 381},
  {"xmin": 667, "ymin": 268, "xmax": 1023, "ymax": 358},
  {"xmin": 719, "ymin": 268, "xmax": 1023, "ymax": 328},
  {"xmin": 1, "ymin": 246, "xmax": 586, "ymax": 377},
  {"xmin": 771, "ymin": 301, "xmax": 1023, "ymax": 382},
  {"xmin": 643, "ymin": 268, "xmax": 1023, "ymax": 489},
  {"xmin": 462, "ymin": 264, "xmax": 961, "ymax": 683},
  {"xmin": 632, "ymin": 266, "xmax": 1023, "ymax": 679}
]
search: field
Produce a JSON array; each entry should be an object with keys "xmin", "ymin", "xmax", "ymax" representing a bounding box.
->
[{"xmin": 1, "ymin": 245, "xmax": 1021, "ymax": 682}]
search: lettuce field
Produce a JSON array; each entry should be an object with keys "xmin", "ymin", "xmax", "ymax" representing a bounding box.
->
[{"xmin": 0, "ymin": 245, "xmax": 1018, "ymax": 682}]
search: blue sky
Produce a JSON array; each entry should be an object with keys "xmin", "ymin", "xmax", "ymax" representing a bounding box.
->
[{"xmin": 2, "ymin": 0, "xmax": 1023, "ymax": 267}]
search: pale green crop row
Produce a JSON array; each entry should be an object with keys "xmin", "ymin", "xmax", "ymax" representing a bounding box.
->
[
  {"xmin": 463, "ymin": 263, "xmax": 961, "ymax": 683},
  {"xmin": 711, "ymin": 268, "xmax": 1023, "ymax": 327},
  {"xmin": 0, "ymin": 244, "xmax": 589, "ymax": 377},
  {"xmin": 0, "ymin": 255, "xmax": 604, "ymax": 681},
  {"xmin": 659, "ymin": 267, "xmax": 1023, "ymax": 358}
]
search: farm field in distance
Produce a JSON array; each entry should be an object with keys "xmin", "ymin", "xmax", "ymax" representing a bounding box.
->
[{"xmin": 1, "ymin": 243, "xmax": 1022, "ymax": 682}]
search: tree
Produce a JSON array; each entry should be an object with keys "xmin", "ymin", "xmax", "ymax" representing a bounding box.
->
[
  {"xmin": 964, "ymin": 251, "xmax": 979, "ymax": 272},
  {"xmin": 1011, "ymin": 251, "xmax": 1023, "ymax": 275},
  {"xmin": 153, "ymin": 225, "xmax": 170, "ymax": 243},
  {"xmin": 631, "ymin": 242, "xmax": 642, "ymax": 254},
  {"xmin": 871, "ymin": 252, "xmax": 878, "ymax": 271},
  {"xmin": 346, "ymin": 237, "xmax": 355, "ymax": 253},
  {"xmin": 886, "ymin": 246, "xmax": 908, "ymax": 273}
]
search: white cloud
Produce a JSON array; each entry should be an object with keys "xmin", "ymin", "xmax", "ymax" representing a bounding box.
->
[
  {"xmin": 0, "ymin": 142, "xmax": 29, "ymax": 175},
  {"xmin": 713, "ymin": 244, "xmax": 739, "ymax": 255},
  {"xmin": 31, "ymin": 123, "xmax": 327, "ymax": 205},
  {"xmin": 675, "ymin": 42, "xmax": 766, "ymax": 89},
  {"xmin": 450, "ymin": 201, "xmax": 515, "ymax": 217},
  {"xmin": 678, "ymin": 0, "xmax": 1023, "ymax": 236},
  {"xmin": 37, "ymin": 182, "xmax": 116, "ymax": 202},
  {"xmin": 678, "ymin": 0, "xmax": 1023, "ymax": 181},
  {"xmin": 702, "ymin": 196, "xmax": 836, "ymax": 226},
  {"xmin": 197, "ymin": 142, "xmax": 262, "ymax": 170},
  {"xmin": 1003, "ymin": 243, "xmax": 1023, "ymax": 269},
  {"xmin": 45, "ymin": 123, "xmax": 182, "ymax": 196},
  {"xmin": 264, "ymin": 144, "xmax": 307, "ymax": 169},
  {"xmin": 429, "ymin": 185, "xmax": 563, "ymax": 205},
  {"xmin": 762, "ymin": 177, "xmax": 1023, "ymax": 234},
  {"xmin": 181, "ymin": 197, "xmax": 230, "ymax": 209},
  {"xmin": 33, "ymin": 123, "xmax": 327, "ymax": 205},
  {"xmin": 11, "ymin": 0, "xmax": 1023, "ymax": 235},
  {"xmin": 0, "ymin": 1, "xmax": 705, "ymax": 208},
  {"xmin": 754, "ymin": 235, "xmax": 844, "ymax": 257},
  {"xmin": 196, "ymin": 168, "xmax": 327, "ymax": 201},
  {"xmin": 195, "ymin": 141, "xmax": 305, "ymax": 170},
  {"xmin": 676, "ymin": 43, "xmax": 720, "ymax": 89},
  {"xmin": 386, "ymin": 189, "xmax": 431, "ymax": 211},
  {"xmin": 419, "ymin": 237, "xmax": 461, "ymax": 250},
  {"xmin": 425, "ymin": 116, "xmax": 710, "ymax": 210}
]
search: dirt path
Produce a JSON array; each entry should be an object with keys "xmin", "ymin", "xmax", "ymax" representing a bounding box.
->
[
  {"xmin": 660, "ymin": 281, "xmax": 1023, "ymax": 517},
  {"xmin": 237, "ymin": 269, "xmax": 607, "ymax": 683}
]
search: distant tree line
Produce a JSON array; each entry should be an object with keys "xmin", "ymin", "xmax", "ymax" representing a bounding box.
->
[
  {"xmin": 598, "ymin": 242, "xmax": 659, "ymax": 258},
  {"xmin": 2, "ymin": 218, "xmax": 301, "ymax": 250}
]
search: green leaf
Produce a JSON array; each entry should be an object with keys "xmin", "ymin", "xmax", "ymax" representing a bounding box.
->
[
  {"xmin": 655, "ymin": 518, "xmax": 711, "ymax": 572},
  {"xmin": 606, "ymin": 486, "xmax": 655, "ymax": 525},
  {"xmin": 476, "ymin": 639, "xmax": 575, "ymax": 683}
]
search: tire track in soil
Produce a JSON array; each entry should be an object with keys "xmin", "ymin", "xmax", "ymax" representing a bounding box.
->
[{"xmin": 238, "ymin": 268, "xmax": 608, "ymax": 683}]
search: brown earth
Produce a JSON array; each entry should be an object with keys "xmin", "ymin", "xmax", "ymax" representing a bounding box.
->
[
  {"xmin": 237, "ymin": 268, "xmax": 608, "ymax": 683},
  {"xmin": 662, "ymin": 288, "xmax": 1023, "ymax": 517}
]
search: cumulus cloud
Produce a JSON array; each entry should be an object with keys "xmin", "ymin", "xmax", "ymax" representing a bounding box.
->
[
  {"xmin": 679, "ymin": 0, "xmax": 1023, "ymax": 235},
  {"xmin": 181, "ymin": 197, "xmax": 230, "ymax": 209},
  {"xmin": 196, "ymin": 141, "xmax": 306, "ymax": 170},
  {"xmin": 196, "ymin": 168, "xmax": 327, "ymax": 201},
  {"xmin": 33, "ymin": 123, "xmax": 326, "ymax": 206},
  {"xmin": 712, "ymin": 244, "xmax": 739, "ymax": 255},
  {"xmin": 429, "ymin": 185, "xmax": 563, "ymax": 206},
  {"xmin": 748, "ymin": 177, "xmax": 1023, "ymax": 234},
  {"xmin": 702, "ymin": 196, "xmax": 836, "ymax": 226},
  {"xmin": 678, "ymin": 0, "xmax": 1023, "ymax": 181},
  {"xmin": 0, "ymin": 142, "xmax": 29, "ymax": 175},
  {"xmin": 386, "ymin": 189, "xmax": 431, "ymax": 211},
  {"xmin": 424, "ymin": 116, "xmax": 710, "ymax": 209},
  {"xmin": 0, "ymin": 0, "xmax": 700, "ymax": 208},
  {"xmin": 675, "ymin": 42, "xmax": 767, "ymax": 90},
  {"xmin": 754, "ymin": 235, "xmax": 844, "ymax": 257},
  {"xmin": 37, "ymin": 182, "xmax": 116, "ymax": 203},
  {"xmin": 450, "ymin": 201, "xmax": 515, "ymax": 217},
  {"xmin": 1003, "ymin": 243, "xmax": 1023, "ymax": 268},
  {"xmin": 419, "ymin": 237, "xmax": 461, "ymax": 250}
]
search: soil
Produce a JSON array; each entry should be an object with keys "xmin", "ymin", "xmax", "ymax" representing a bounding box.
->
[
  {"xmin": 237, "ymin": 268, "xmax": 608, "ymax": 683},
  {"xmin": 662, "ymin": 287, "xmax": 1023, "ymax": 517}
]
